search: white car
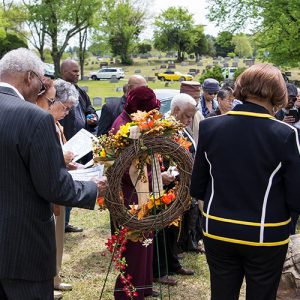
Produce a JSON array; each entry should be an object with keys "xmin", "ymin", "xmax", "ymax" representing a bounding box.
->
[
  {"xmin": 221, "ymin": 67, "xmax": 237, "ymax": 80},
  {"xmin": 44, "ymin": 63, "xmax": 55, "ymax": 79},
  {"xmin": 90, "ymin": 68, "xmax": 125, "ymax": 80}
]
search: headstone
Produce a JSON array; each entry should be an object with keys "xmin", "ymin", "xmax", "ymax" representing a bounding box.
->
[
  {"xmin": 223, "ymin": 63, "xmax": 229, "ymax": 67},
  {"xmin": 80, "ymin": 86, "xmax": 88, "ymax": 92},
  {"xmin": 160, "ymin": 65, "xmax": 167, "ymax": 68},
  {"xmin": 100, "ymin": 62, "xmax": 108, "ymax": 68},
  {"xmin": 181, "ymin": 61, "xmax": 189, "ymax": 66},
  {"xmin": 232, "ymin": 62, "xmax": 238, "ymax": 67},
  {"xmin": 147, "ymin": 76, "xmax": 156, "ymax": 82},
  {"xmin": 110, "ymin": 76, "xmax": 119, "ymax": 83},
  {"xmin": 134, "ymin": 69, "xmax": 141, "ymax": 73},
  {"xmin": 168, "ymin": 64, "xmax": 176, "ymax": 69},
  {"xmin": 277, "ymin": 234, "xmax": 300, "ymax": 300},
  {"xmin": 115, "ymin": 87, "xmax": 123, "ymax": 92},
  {"xmin": 81, "ymin": 76, "xmax": 89, "ymax": 81},
  {"xmin": 93, "ymin": 97, "xmax": 102, "ymax": 107},
  {"xmin": 197, "ymin": 62, "xmax": 203, "ymax": 66}
]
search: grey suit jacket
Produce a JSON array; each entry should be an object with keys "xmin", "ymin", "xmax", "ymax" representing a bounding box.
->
[{"xmin": 0, "ymin": 86, "xmax": 97, "ymax": 281}]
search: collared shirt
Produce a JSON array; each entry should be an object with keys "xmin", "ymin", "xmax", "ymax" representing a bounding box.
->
[{"xmin": 0, "ymin": 82, "xmax": 24, "ymax": 100}]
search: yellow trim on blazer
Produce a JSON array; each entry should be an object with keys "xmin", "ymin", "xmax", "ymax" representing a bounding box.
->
[
  {"xmin": 202, "ymin": 211, "xmax": 291, "ymax": 227},
  {"xmin": 227, "ymin": 111, "xmax": 275, "ymax": 119},
  {"xmin": 203, "ymin": 231, "xmax": 290, "ymax": 246}
]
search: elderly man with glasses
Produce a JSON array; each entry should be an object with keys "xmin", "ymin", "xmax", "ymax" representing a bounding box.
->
[{"xmin": 0, "ymin": 48, "xmax": 106, "ymax": 300}]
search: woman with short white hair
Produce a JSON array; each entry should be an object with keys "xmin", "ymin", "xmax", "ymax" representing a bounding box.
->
[{"xmin": 171, "ymin": 93, "xmax": 197, "ymax": 127}]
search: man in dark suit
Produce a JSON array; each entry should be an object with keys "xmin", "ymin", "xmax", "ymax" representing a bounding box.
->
[
  {"xmin": 97, "ymin": 75, "xmax": 147, "ymax": 136},
  {"xmin": 0, "ymin": 48, "xmax": 106, "ymax": 300},
  {"xmin": 59, "ymin": 59, "xmax": 99, "ymax": 233}
]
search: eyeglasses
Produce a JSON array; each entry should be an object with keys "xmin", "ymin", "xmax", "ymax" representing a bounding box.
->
[
  {"xmin": 57, "ymin": 100, "xmax": 73, "ymax": 112},
  {"xmin": 45, "ymin": 96, "xmax": 56, "ymax": 107},
  {"xmin": 31, "ymin": 71, "xmax": 46, "ymax": 96},
  {"xmin": 208, "ymin": 92, "xmax": 218, "ymax": 96}
]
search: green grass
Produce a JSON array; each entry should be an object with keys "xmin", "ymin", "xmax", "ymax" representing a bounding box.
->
[
  {"xmin": 61, "ymin": 208, "xmax": 211, "ymax": 300},
  {"xmin": 61, "ymin": 208, "xmax": 249, "ymax": 300}
]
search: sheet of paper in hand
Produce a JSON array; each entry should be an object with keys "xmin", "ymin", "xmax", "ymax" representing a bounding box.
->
[
  {"xmin": 62, "ymin": 129, "xmax": 98, "ymax": 162},
  {"xmin": 68, "ymin": 165, "xmax": 104, "ymax": 181}
]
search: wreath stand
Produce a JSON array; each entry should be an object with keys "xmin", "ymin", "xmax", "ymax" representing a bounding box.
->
[{"xmin": 99, "ymin": 136, "xmax": 193, "ymax": 299}]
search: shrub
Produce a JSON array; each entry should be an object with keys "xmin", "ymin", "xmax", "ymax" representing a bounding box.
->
[{"xmin": 199, "ymin": 65, "xmax": 223, "ymax": 83}]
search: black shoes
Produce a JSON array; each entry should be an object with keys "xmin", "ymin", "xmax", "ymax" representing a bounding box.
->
[{"xmin": 65, "ymin": 224, "xmax": 83, "ymax": 233}]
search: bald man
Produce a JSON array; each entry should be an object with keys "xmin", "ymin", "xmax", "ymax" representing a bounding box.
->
[
  {"xmin": 60, "ymin": 59, "xmax": 98, "ymax": 141},
  {"xmin": 60, "ymin": 59, "xmax": 99, "ymax": 234},
  {"xmin": 97, "ymin": 74, "xmax": 147, "ymax": 136}
]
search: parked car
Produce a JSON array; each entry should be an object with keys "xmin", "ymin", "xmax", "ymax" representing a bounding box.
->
[
  {"xmin": 157, "ymin": 70, "xmax": 193, "ymax": 82},
  {"xmin": 44, "ymin": 63, "xmax": 55, "ymax": 79},
  {"xmin": 90, "ymin": 67, "xmax": 125, "ymax": 80},
  {"xmin": 221, "ymin": 67, "xmax": 237, "ymax": 80},
  {"xmin": 154, "ymin": 88, "xmax": 180, "ymax": 114}
]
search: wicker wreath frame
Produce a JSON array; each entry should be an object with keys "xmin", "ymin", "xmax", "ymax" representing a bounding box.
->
[{"xmin": 105, "ymin": 135, "xmax": 193, "ymax": 231}]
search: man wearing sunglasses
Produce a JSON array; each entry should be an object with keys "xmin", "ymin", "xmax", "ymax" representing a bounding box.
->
[
  {"xmin": 200, "ymin": 78, "xmax": 220, "ymax": 117},
  {"xmin": 0, "ymin": 48, "xmax": 106, "ymax": 300}
]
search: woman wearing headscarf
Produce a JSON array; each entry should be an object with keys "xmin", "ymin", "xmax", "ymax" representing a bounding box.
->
[
  {"xmin": 111, "ymin": 86, "xmax": 162, "ymax": 300},
  {"xmin": 191, "ymin": 64, "xmax": 300, "ymax": 300}
]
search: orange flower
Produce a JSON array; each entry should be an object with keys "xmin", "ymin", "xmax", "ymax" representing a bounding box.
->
[
  {"xmin": 161, "ymin": 194, "xmax": 172, "ymax": 205},
  {"xmin": 97, "ymin": 196, "xmax": 105, "ymax": 207}
]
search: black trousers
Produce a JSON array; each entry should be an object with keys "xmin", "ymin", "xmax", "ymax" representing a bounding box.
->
[
  {"xmin": 204, "ymin": 236, "xmax": 288, "ymax": 300},
  {"xmin": 0, "ymin": 278, "xmax": 53, "ymax": 300},
  {"xmin": 153, "ymin": 226, "xmax": 181, "ymax": 278}
]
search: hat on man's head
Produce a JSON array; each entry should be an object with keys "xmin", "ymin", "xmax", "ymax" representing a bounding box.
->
[
  {"xmin": 180, "ymin": 81, "xmax": 201, "ymax": 100},
  {"xmin": 286, "ymin": 83, "xmax": 298, "ymax": 98},
  {"xmin": 202, "ymin": 78, "xmax": 220, "ymax": 94},
  {"xmin": 125, "ymin": 86, "xmax": 160, "ymax": 114}
]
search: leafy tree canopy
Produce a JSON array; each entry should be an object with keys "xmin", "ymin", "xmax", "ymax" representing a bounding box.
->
[
  {"xmin": 207, "ymin": 0, "xmax": 300, "ymax": 66},
  {"xmin": 153, "ymin": 7, "xmax": 194, "ymax": 62}
]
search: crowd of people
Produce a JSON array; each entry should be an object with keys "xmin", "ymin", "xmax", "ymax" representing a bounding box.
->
[{"xmin": 1, "ymin": 47, "xmax": 300, "ymax": 300}]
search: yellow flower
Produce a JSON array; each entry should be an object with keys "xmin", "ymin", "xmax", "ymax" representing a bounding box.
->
[{"xmin": 100, "ymin": 149, "xmax": 106, "ymax": 157}]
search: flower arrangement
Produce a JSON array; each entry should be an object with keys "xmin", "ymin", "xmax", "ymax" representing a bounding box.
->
[{"xmin": 93, "ymin": 109, "xmax": 189, "ymax": 163}]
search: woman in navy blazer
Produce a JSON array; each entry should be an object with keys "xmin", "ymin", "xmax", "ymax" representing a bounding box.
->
[{"xmin": 191, "ymin": 64, "xmax": 300, "ymax": 300}]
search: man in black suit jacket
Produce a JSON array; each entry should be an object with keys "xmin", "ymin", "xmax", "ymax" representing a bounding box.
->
[
  {"xmin": 59, "ymin": 59, "xmax": 99, "ymax": 233},
  {"xmin": 60, "ymin": 59, "xmax": 98, "ymax": 140},
  {"xmin": 0, "ymin": 48, "xmax": 106, "ymax": 300}
]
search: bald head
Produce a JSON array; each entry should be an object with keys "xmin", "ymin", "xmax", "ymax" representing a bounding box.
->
[
  {"xmin": 127, "ymin": 75, "xmax": 147, "ymax": 93},
  {"xmin": 60, "ymin": 59, "xmax": 79, "ymax": 84}
]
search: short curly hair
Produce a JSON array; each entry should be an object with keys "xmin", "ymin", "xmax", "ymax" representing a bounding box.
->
[
  {"xmin": 0, "ymin": 48, "xmax": 44, "ymax": 77},
  {"xmin": 234, "ymin": 64, "xmax": 287, "ymax": 109},
  {"xmin": 54, "ymin": 79, "xmax": 79, "ymax": 105}
]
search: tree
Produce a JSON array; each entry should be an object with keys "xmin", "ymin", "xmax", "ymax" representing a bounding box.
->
[
  {"xmin": 137, "ymin": 42, "xmax": 152, "ymax": 54},
  {"xmin": 0, "ymin": 33, "xmax": 27, "ymax": 57},
  {"xmin": 207, "ymin": 0, "xmax": 300, "ymax": 66},
  {"xmin": 25, "ymin": 0, "xmax": 101, "ymax": 76},
  {"xmin": 188, "ymin": 25, "xmax": 208, "ymax": 61},
  {"xmin": 231, "ymin": 34, "xmax": 253, "ymax": 58},
  {"xmin": 153, "ymin": 7, "xmax": 194, "ymax": 62},
  {"xmin": 215, "ymin": 31, "xmax": 234, "ymax": 57},
  {"xmin": 98, "ymin": 0, "xmax": 147, "ymax": 65}
]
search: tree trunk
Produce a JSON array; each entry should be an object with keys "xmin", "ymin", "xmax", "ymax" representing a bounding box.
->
[{"xmin": 78, "ymin": 28, "xmax": 88, "ymax": 79}]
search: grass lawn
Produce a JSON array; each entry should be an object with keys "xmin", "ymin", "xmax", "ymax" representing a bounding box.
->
[
  {"xmin": 61, "ymin": 208, "xmax": 211, "ymax": 300},
  {"xmin": 61, "ymin": 208, "xmax": 247, "ymax": 300}
]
